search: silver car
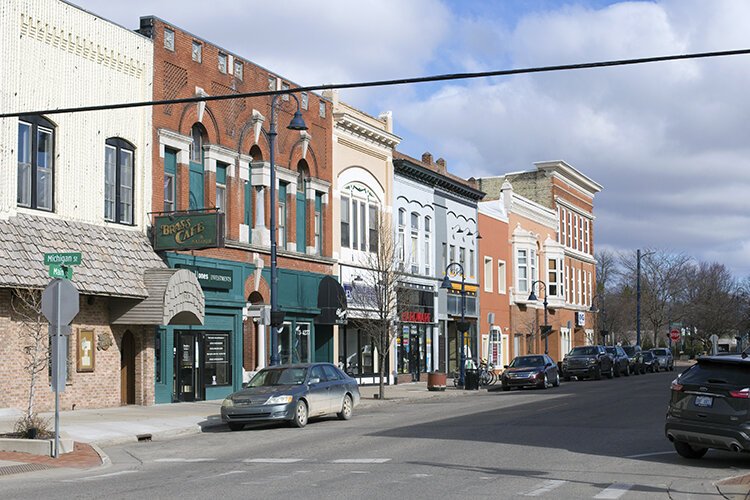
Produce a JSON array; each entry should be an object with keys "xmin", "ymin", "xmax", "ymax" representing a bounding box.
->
[
  {"xmin": 651, "ymin": 348, "xmax": 674, "ymax": 371},
  {"xmin": 221, "ymin": 363, "xmax": 360, "ymax": 430}
]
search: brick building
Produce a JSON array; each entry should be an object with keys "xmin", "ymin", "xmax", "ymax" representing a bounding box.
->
[
  {"xmin": 138, "ymin": 17, "xmax": 337, "ymax": 403},
  {"xmin": 0, "ymin": 0, "xmax": 203, "ymax": 412}
]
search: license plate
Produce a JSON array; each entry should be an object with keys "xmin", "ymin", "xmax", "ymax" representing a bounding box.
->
[{"xmin": 694, "ymin": 395, "xmax": 713, "ymax": 408}]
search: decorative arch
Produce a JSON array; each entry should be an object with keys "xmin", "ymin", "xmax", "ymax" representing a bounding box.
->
[
  {"xmin": 249, "ymin": 144, "xmax": 263, "ymax": 162},
  {"xmin": 338, "ymin": 166, "xmax": 386, "ymax": 204},
  {"xmin": 178, "ymin": 103, "xmax": 221, "ymax": 144},
  {"xmin": 244, "ymin": 273, "xmax": 270, "ymax": 302}
]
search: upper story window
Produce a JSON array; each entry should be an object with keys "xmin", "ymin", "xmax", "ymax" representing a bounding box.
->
[
  {"xmin": 218, "ymin": 52, "xmax": 227, "ymax": 73},
  {"xmin": 216, "ymin": 163, "xmax": 227, "ymax": 212},
  {"xmin": 164, "ymin": 28, "xmax": 174, "ymax": 51},
  {"xmin": 17, "ymin": 116, "xmax": 54, "ymax": 212},
  {"xmin": 191, "ymin": 40, "xmax": 202, "ymax": 63},
  {"xmin": 104, "ymin": 138, "xmax": 135, "ymax": 225},
  {"xmin": 497, "ymin": 260, "xmax": 506, "ymax": 294},
  {"xmin": 516, "ymin": 249, "xmax": 528, "ymax": 294},
  {"xmin": 278, "ymin": 182, "xmax": 287, "ymax": 246},
  {"xmin": 190, "ymin": 124, "xmax": 204, "ymax": 163},
  {"xmin": 340, "ymin": 196, "xmax": 350, "ymax": 248},
  {"xmin": 469, "ymin": 249, "xmax": 475, "ymax": 278},
  {"xmin": 559, "ymin": 206, "xmax": 593, "ymax": 256},
  {"xmin": 315, "ymin": 194, "xmax": 323, "ymax": 255},
  {"xmin": 424, "ymin": 216, "xmax": 432, "ymax": 276},
  {"xmin": 547, "ymin": 257, "xmax": 563, "ymax": 297},
  {"xmin": 234, "ymin": 60, "xmax": 243, "ymax": 80},
  {"xmin": 301, "ymin": 93, "xmax": 308, "ymax": 110},
  {"xmin": 484, "ymin": 257, "xmax": 493, "ymax": 292},
  {"xmin": 164, "ymin": 147, "xmax": 177, "ymax": 212},
  {"xmin": 398, "ymin": 208, "xmax": 406, "ymax": 261},
  {"xmin": 341, "ymin": 183, "xmax": 380, "ymax": 254},
  {"xmin": 281, "ymin": 82, "xmax": 290, "ymax": 101},
  {"xmin": 268, "ymin": 75, "xmax": 276, "ymax": 90},
  {"xmin": 368, "ymin": 205, "xmax": 378, "ymax": 253},
  {"xmin": 319, "ymin": 101, "xmax": 326, "ymax": 118},
  {"xmin": 410, "ymin": 212, "xmax": 419, "ymax": 273},
  {"xmin": 459, "ymin": 247, "xmax": 466, "ymax": 276}
]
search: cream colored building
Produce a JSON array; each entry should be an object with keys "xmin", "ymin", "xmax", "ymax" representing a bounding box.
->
[{"xmin": 325, "ymin": 90, "xmax": 400, "ymax": 384}]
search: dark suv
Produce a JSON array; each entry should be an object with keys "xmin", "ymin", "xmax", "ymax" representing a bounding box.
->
[
  {"xmin": 622, "ymin": 345, "xmax": 642, "ymax": 375},
  {"xmin": 605, "ymin": 346, "xmax": 631, "ymax": 377},
  {"xmin": 665, "ymin": 354, "xmax": 750, "ymax": 458},
  {"xmin": 562, "ymin": 345, "xmax": 614, "ymax": 381}
]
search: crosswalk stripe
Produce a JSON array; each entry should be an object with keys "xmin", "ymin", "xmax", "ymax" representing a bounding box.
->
[
  {"xmin": 522, "ymin": 479, "xmax": 567, "ymax": 496},
  {"xmin": 243, "ymin": 458, "xmax": 304, "ymax": 463},
  {"xmin": 594, "ymin": 483, "xmax": 634, "ymax": 499},
  {"xmin": 330, "ymin": 458, "xmax": 391, "ymax": 464}
]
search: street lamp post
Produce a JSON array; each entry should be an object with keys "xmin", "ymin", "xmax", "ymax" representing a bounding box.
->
[
  {"xmin": 528, "ymin": 280, "xmax": 550, "ymax": 355},
  {"xmin": 441, "ymin": 262, "xmax": 469, "ymax": 387},
  {"xmin": 589, "ymin": 295, "xmax": 607, "ymax": 345},
  {"xmin": 268, "ymin": 93, "xmax": 308, "ymax": 366}
]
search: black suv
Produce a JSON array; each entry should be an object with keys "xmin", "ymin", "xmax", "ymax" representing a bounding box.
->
[
  {"xmin": 665, "ymin": 354, "xmax": 750, "ymax": 458},
  {"xmin": 622, "ymin": 345, "xmax": 642, "ymax": 375},
  {"xmin": 605, "ymin": 346, "xmax": 631, "ymax": 377},
  {"xmin": 562, "ymin": 345, "xmax": 614, "ymax": 381}
]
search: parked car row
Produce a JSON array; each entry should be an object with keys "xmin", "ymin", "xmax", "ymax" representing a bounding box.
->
[
  {"xmin": 501, "ymin": 354, "xmax": 560, "ymax": 391},
  {"xmin": 561, "ymin": 345, "xmax": 674, "ymax": 381}
]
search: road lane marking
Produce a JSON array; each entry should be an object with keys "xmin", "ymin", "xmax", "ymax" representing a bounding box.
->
[
  {"xmin": 62, "ymin": 470, "xmax": 138, "ymax": 482},
  {"xmin": 153, "ymin": 458, "xmax": 216, "ymax": 463},
  {"xmin": 625, "ymin": 451, "xmax": 674, "ymax": 458},
  {"xmin": 330, "ymin": 458, "xmax": 390, "ymax": 464},
  {"xmin": 243, "ymin": 458, "xmax": 304, "ymax": 463},
  {"xmin": 522, "ymin": 479, "xmax": 567, "ymax": 496},
  {"xmin": 350, "ymin": 471, "xmax": 370, "ymax": 474},
  {"xmin": 594, "ymin": 483, "xmax": 634, "ymax": 499}
]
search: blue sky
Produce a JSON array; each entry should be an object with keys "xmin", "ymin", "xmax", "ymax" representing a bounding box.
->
[{"xmin": 71, "ymin": 0, "xmax": 750, "ymax": 277}]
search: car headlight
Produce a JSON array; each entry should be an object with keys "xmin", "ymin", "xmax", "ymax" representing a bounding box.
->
[
  {"xmin": 221, "ymin": 398, "xmax": 233, "ymax": 408},
  {"xmin": 265, "ymin": 395, "xmax": 293, "ymax": 405},
  {"xmin": 588, "ymin": 359, "xmax": 597, "ymax": 365}
]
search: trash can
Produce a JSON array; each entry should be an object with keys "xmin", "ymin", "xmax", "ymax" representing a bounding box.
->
[{"xmin": 464, "ymin": 369, "xmax": 480, "ymax": 390}]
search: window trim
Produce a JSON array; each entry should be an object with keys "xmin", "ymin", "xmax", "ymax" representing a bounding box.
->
[
  {"xmin": 191, "ymin": 40, "xmax": 202, "ymax": 63},
  {"xmin": 218, "ymin": 51, "xmax": 228, "ymax": 74},
  {"xmin": 484, "ymin": 256, "xmax": 493, "ymax": 292},
  {"xmin": 104, "ymin": 137, "xmax": 135, "ymax": 225},
  {"xmin": 234, "ymin": 59, "xmax": 243, "ymax": 80},
  {"xmin": 163, "ymin": 27, "xmax": 175, "ymax": 51},
  {"xmin": 17, "ymin": 116, "xmax": 55, "ymax": 212},
  {"xmin": 497, "ymin": 260, "xmax": 506, "ymax": 294}
]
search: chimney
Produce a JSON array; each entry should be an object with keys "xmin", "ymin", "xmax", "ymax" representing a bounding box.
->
[
  {"xmin": 436, "ymin": 158, "xmax": 447, "ymax": 173},
  {"xmin": 421, "ymin": 152, "xmax": 433, "ymax": 165}
]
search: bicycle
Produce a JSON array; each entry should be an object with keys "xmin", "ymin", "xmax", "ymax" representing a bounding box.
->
[{"xmin": 478, "ymin": 360, "xmax": 497, "ymax": 386}]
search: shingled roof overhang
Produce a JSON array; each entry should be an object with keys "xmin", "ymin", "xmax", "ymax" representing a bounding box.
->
[{"xmin": 393, "ymin": 158, "xmax": 485, "ymax": 201}]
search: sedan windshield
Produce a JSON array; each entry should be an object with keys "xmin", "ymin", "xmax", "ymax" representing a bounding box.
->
[
  {"xmin": 569, "ymin": 346, "xmax": 598, "ymax": 356},
  {"xmin": 510, "ymin": 356, "xmax": 545, "ymax": 368},
  {"xmin": 622, "ymin": 347, "xmax": 637, "ymax": 356},
  {"xmin": 652, "ymin": 349, "xmax": 669, "ymax": 356},
  {"xmin": 642, "ymin": 352, "xmax": 654, "ymax": 360},
  {"xmin": 605, "ymin": 348, "xmax": 617, "ymax": 355},
  {"xmin": 248, "ymin": 367, "xmax": 308, "ymax": 387}
]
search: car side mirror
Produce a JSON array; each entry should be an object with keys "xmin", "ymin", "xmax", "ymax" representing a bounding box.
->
[
  {"xmin": 545, "ymin": 362, "xmax": 552, "ymax": 367},
  {"xmin": 309, "ymin": 377, "xmax": 321, "ymax": 385},
  {"xmin": 503, "ymin": 365, "xmax": 509, "ymax": 369}
]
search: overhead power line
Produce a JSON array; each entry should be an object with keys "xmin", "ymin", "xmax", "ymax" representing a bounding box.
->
[{"xmin": 2, "ymin": 48, "xmax": 750, "ymax": 119}]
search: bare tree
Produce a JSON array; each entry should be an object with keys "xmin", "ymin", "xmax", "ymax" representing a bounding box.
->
[
  {"xmin": 684, "ymin": 261, "xmax": 740, "ymax": 349},
  {"xmin": 10, "ymin": 288, "xmax": 49, "ymax": 425},
  {"xmin": 349, "ymin": 212, "xmax": 405, "ymax": 400}
]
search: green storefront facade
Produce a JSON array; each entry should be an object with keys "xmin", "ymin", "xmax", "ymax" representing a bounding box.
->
[{"xmin": 154, "ymin": 253, "xmax": 336, "ymax": 404}]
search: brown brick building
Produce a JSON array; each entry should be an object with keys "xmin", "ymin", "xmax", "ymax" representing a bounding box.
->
[{"xmin": 138, "ymin": 17, "xmax": 338, "ymax": 403}]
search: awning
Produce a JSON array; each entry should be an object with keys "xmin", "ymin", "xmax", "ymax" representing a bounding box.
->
[
  {"xmin": 315, "ymin": 275, "xmax": 347, "ymax": 325},
  {"xmin": 110, "ymin": 269, "xmax": 204, "ymax": 325}
]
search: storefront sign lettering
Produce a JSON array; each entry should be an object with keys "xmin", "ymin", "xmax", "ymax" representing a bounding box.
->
[
  {"xmin": 401, "ymin": 311, "xmax": 432, "ymax": 323},
  {"xmin": 177, "ymin": 265, "xmax": 233, "ymax": 290},
  {"xmin": 205, "ymin": 334, "xmax": 228, "ymax": 364},
  {"xmin": 153, "ymin": 212, "xmax": 225, "ymax": 251}
]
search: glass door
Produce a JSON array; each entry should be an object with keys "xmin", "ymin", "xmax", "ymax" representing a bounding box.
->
[{"xmin": 175, "ymin": 332, "xmax": 202, "ymax": 402}]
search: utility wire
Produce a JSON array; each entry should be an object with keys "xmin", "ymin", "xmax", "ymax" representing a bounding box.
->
[{"xmin": 2, "ymin": 48, "xmax": 749, "ymax": 118}]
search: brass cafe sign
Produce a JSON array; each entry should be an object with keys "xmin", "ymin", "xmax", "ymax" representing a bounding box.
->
[{"xmin": 153, "ymin": 212, "xmax": 225, "ymax": 251}]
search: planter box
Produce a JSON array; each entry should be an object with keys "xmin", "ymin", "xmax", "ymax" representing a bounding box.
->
[
  {"xmin": 0, "ymin": 437, "xmax": 74, "ymax": 456},
  {"xmin": 427, "ymin": 372, "xmax": 447, "ymax": 391}
]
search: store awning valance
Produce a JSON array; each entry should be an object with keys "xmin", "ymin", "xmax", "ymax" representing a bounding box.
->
[{"xmin": 315, "ymin": 275, "xmax": 347, "ymax": 325}]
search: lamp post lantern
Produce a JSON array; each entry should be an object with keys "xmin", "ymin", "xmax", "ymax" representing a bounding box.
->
[
  {"xmin": 528, "ymin": 280, "xmax": 550, "ymax": 355},
  {"xmin": 441, "ymin": 262, "xmax": 469, "ymax": 387},
  {"xmin": 268, "ymin": 93, "xmax": 307, "ymax": 366}
]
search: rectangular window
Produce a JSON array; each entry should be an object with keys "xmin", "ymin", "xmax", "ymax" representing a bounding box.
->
[
  {"xmin": 424, "ymin": 238, "xmax": 431, "ymax": 275},
  {"xmin": 315, "ymin": 193, "xmax": 323, "ymax": 255},
  {"xmin": 573, "ymin": 214, "xmax": 579, "ymax": 250},
  {"xmin": 560, "ymin": 208, "xmax": 566, "ymax": 245},
  {"xmin": 351, "ymin": 200, "xmax": 358, "ymax": 249},
  {"xmin": 218, "ymin": 52, "xmax": 227, "ymax": 73},
  {"xmin": 234, "ymin": 59, "xmax": 243, "ymax": 80},
  {"xmin": 398, "ymin": 229, "xmax": 405, "ymax": 261},
  {"xmin": 104, "ymin": 145, "xmax": 116, "ymax": 221},
  {"xmin": 584, "ymin": 219, "xmax": 590, "ymax": 254},
  {"xmin": 359, "ymin": 201, "xmax": 366, "ymax": 251},
  {"xmin": 530, "ymin": 249, "xmax": 538, "ymax": 283},
  {"xmin": 442, "ymin": 243, "xmax": 447, "ymax": 271},
  {"xmin": 203, "ymin": 333, "xmax": 231, "ymax": 386},
  {"xmin": 459, "ymin": 247, "xmax": 466, "ymax": 276},
  {"xmin": 216, "ymin": 164, "xmax": 227, "ymax": 212},
  {"xmin": 565, "ymin": 265, "xmax": 570, "ymax": 303},
  {"xmin": 192, "ymin": 40, "xmax": 202, "ymax": 63},
  {"xmin": 104, "ymin": 139, "xmax": 134, "ymax": 224},
  {"xmin": 268, "ymin": 75, "xmax": 276, "ymax": 90},
  {"xmin": 368, "ymin": 205, "xmax": 378, "ymax": 253},
  {"xmin": 164, "ymin": 28, "xmax": 174, "ymax": 51},
  {"xmin": 517, "ymin": 249, "xmax": 528, "ymax": 294},
  {"xmin": 567, "ymin": 212, "xmax": 572, "ymax": 248},
  {"xmin": 484, "ymin": 257, "xmax": 493, "ymax": 292},
  {"xmin": 36, "ymin": 127, "xmax": 54, "ymax": 211},
  {"xmin": 278, "ymin": 183, "xmax": 287, "ymax": 246},
  {"xmin": 498, "ymin": 260, "xmax": 506, "ymax": 294},
  {"xmin": 469, "ymin": 249, "xmax": 475, "ymax": 278},
  {"xmin": 119, "ymin": 148, "xmax": 133, "ymax": 224},
  {"xmin": 340, "ymin": 196, "xmax": 350, "ymax": 248},
  {"xmin": 577, "ymin": 268, "xmax": 582, "ymax": 305},
  {"xmin": 411, "ymin": 212, "xmax": 419, "ymax": 273},
  {"xmin": 301, "ymin": 92, "xmax": 308, "ymax": 110},
  {"xmin": 281, "ymin": 82, "xmax": 290, "ymax": 101},
  {"xmin": 548, "ymin": 258, "xmax": 558, "ymax": 296},
  {"xmin": 579, "ymin": 217, "xmax": 585, "ymax": 252},
  {"xmin": 319, "ymin": 101, "xmax": 326, "ymax": 118},
  {"xmin": 449, "ymin": 245, "xmax": 455, "ymax": 265},
  {"xmin": 164, "ymin": 173, "xmax": 175, "ymax": 212},
  {"xmin": 17, "ymin": 121, "xmax": 32, "ymax": 207}
]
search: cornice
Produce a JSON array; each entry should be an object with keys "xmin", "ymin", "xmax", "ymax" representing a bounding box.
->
[
  {"xmin": 534, "ymin": 160, "xmax": 603, "ymax": 196},
  {"xmin": 394, "ymin": 159, "xmax": 484, "ymax": 202},
  {"xmin": 334, "ymin": 112, "xmax": 401, "ymax": 149},
  {"xmin": 555, "ymin": 196, "xmax": 595, "ymax": 220},
  {"xmin": 510, "ymin": 193, "xmax": 558, "ymax": 229}
]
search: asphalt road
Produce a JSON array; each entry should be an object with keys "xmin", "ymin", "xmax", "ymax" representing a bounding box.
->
[{"xmin": 1, "ymin": 369, "xmax": 748, "ymax": 499}]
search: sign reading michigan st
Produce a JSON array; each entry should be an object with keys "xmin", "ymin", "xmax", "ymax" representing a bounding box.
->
[{"xmin": 153, "ymin": 212, "xmax": 226, "ymax": 251}]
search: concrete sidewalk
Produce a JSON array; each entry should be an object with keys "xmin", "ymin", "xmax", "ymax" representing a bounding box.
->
[{"xmin": 0, "ymin": 381, "xmax": 479, "ymax": 448}]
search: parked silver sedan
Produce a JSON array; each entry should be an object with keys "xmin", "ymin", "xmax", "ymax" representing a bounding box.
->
[{"xmin": 221, "ymin": 363, "xmax": 360, "ymax": 430}]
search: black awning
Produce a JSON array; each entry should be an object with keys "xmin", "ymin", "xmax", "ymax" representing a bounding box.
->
[{"xmin": 316, "ymin": 275, "xmax": 348, "ymax": 325}]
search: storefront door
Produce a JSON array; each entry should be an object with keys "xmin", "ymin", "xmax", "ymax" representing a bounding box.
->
[
  {"xmin": 279, "ymin": 322, "xmax": 311, "ymax": 364},
  {"xmin": 175, "ymin": 331, "xmax": 232, "ymax": 402},
  {"xmin": 176, "ymin": 332, "xmax": 201, "ymax": 402}
]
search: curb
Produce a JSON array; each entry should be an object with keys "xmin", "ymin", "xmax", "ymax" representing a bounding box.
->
[{"xmin": 89, "ymin": 443, "xmax": 110, "ymax": 467}]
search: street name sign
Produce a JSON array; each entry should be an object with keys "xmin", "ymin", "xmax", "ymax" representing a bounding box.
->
[
  {"xmin": 44, "ymin": 252, "xmax": 82, "ymax": 266},
  {"xmin": 48, "ymin": 264, "xmax": 73, "ymax": 280}
]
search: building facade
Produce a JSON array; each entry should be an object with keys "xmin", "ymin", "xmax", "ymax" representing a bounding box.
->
[
  {"xmin": 0, "ymin": 0, "xmax": 204, "ymax": 412},
  {"xmin": 327, "ymin": 91, "xmax": 400, "ymax": 385},
  {"xmin": 139, "ymin": 16, "xmax": 338, "ymax": 403}
]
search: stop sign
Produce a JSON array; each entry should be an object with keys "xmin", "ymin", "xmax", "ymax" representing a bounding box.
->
[{"xmin": 669, "ymin": 329, "xmax": 680, "ymax": 342}]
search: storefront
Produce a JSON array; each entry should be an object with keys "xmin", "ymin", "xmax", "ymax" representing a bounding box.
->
[
  {"xmin": 396, "ymin": 285, "xmax": 436, "ymax": 381},
  {"xmin": 443, "ymin": 287, "xmax": 479, "ymax": 374}
]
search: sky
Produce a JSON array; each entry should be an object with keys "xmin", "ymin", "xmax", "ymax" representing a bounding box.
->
[{"xmin": 71, "ymin": 0, "xmax": 750, "ymax": 277}]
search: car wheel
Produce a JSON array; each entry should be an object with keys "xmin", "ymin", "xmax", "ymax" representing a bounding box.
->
[
  {"xmin": 541, "ymin": 374, "xmax": 549, "ymax": 389},
  {"xmin": 624, "ymin": 365, "xmax": 630, "ymax": 377},
  {"xmin": 553, "ymin": 372, "xmax": 561, "ymax": 387},
  {"xmin": 291, "ymin": 400, "xmax": 308, "ymax": 428},
  {"xmin": 228, "ymin": 423, "xmax": 244, "ymax": 432},
  {"xmin": 669, "ymin": 364, "xmax": 674, "ymax": 371},
  {"xmin": 674, "ymin": 441, "xmax": 708, "ymax": 459},
  {"xmin": 594, "ymin": 366, "xmax": 602, "ymax": 380},
  {"xmin": 563, "ymin": 375, "xmax": 571, "ymax": 382},
  {"xmin": 614, "ymin": 365, "xmax": 621, "ymax": 377},
  {"xmin": 337, "ymin": 394, "xmax": 353, "ymax": 420},
  {"xmin": 502, "ymin": 384, "xmax": 510, "ymax": 391},
  {"xmin": 607, "ymin": 365, "xmax": 614, "ymax": 379}
]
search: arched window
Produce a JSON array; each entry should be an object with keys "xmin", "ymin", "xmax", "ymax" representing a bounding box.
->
[
  {"xmin": 104, "ymin": 138, "xmax": 135, "ymax": 224},
  {"xmin": 17, "ymin": 115, "xmax": 55, "ymax": 211},
  {"xmin": 189, "ymin": 123, "xmax": 207, "ymax": 210},
  {"xmin": 190, "ymin": 123, "xmax": 205, "ymax": 162},
  {"xmin": 424, "ymin": 216, "xmax": 432, "ymax": 276},
  {"xmin": 295, "ymin": 160, "xmax": 310, "ymax": 253}
]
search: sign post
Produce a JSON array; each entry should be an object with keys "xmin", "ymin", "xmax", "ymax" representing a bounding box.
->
[{"xmin": 41, "ymin": 278, "xmax": 79, "ymax": 458}]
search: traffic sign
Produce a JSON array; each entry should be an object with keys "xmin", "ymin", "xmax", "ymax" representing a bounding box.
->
[
  {"xmin": 44, "ymin": 252, "xmax": 82, "ymax": 266},
  {"xmin": 48, "ymin": 264, "xmax": 73, "ymax": 280},
  {"xmin": 41, "ymin": 279, "xmax": 80, "ymax": 325},
  {"xmin": 670, "ymin": 329, "xmax": 680, "ymax": 342}
]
